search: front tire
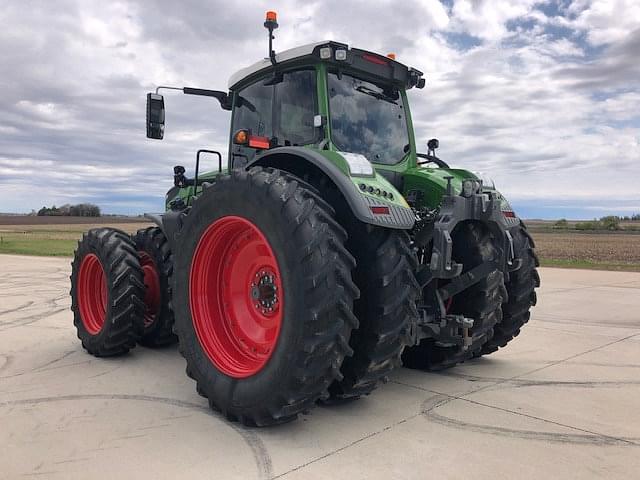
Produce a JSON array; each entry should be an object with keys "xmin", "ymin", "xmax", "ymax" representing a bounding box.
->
[
  {"xmin": 172, "ymin": 167, "xmax": 359, "ymax": 426},
  {"xmin": 403, "ymin": 222, "xmax": 507, "ymax": 370},
  {"xmin": 479, "ymin": 221, "xmax": 539, "ymax": 355}
]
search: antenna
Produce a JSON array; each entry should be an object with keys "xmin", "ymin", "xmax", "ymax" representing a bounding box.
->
[{"xmin": 264, "ymin": 11, "xmax": 278, "ymax": 65}]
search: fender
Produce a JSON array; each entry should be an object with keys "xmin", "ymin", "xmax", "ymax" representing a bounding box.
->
[
  {"xmin": 143, "ymin": 211, "xmax": 185, "ymax": 253},
  {"xmin": 248, "ymin": 147, "xmax": 415, "ymax": 229}
]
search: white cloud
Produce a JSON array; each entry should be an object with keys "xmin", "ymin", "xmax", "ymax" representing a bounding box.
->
[
  {"xmin": 570, "ymin": 0, "xmax": 640, "ymax": 46},
  {"xmin": 450, "ymin": 0, "xmax": 539, "ymax": 42}
]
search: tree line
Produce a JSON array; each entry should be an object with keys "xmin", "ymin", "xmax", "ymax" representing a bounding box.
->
[
  {"xmin": 554, "ymin": 214, "xmax": 640, "ymax": 231},
  {"xmin": 37, "ymin": 204, "xmax": 101, "ymax": 217}
]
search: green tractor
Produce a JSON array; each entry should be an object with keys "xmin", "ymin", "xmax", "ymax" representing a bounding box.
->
[{"xmin": 70, "ymin": 12, "xmax": 539, "ymax": 426}]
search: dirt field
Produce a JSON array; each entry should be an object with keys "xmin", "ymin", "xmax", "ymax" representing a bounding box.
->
[{"xmin": 534, "ymin": 232, "xmax": 640, "ymax": 271}]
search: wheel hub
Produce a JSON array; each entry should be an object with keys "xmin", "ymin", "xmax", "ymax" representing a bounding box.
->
[{"xmin": 250, "ymin": 270, "xmax": 278, "ymax": 314}]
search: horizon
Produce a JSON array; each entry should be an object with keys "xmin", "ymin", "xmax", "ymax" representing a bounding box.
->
[{"xmin": 2, "ymin": 202, "xmax": 639, "ymax": 221}]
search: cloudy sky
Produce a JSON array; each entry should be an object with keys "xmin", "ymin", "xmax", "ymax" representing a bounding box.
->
[{"xmin": 1, "ymin": 0, "xmax": 638, "ymax": 218}]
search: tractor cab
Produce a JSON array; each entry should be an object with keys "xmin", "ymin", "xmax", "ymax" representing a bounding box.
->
[{"xmin": 226, "ymin": 39, "xmax": 426, "ymax": 171}]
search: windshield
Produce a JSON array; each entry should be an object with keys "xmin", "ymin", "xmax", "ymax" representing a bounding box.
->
[{"xmin": 328, "ymin": 72, "xmax": 409, "ymax": 165}]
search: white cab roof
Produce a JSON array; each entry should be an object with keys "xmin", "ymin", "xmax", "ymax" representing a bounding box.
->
[{"xmin": 228, "ymin": 41, "xmax": 333, "ymax": 89}]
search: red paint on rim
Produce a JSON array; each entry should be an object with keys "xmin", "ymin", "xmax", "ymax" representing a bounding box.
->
[
  {"xmin": 189, "ymin": 216, "xmax": 283, "ymax": 378},
  {"xmin": 139, "ymin": 252, "xmax": 161, "ymax": 328},
  {"xmin": 77, "ymin": 253, "xmax": 107, "ymax": 335}
]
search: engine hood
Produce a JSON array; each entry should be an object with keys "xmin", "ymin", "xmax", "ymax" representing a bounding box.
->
[{"xmin": 402, "ymin": 165, "xmax": 515, "ymax": 215}]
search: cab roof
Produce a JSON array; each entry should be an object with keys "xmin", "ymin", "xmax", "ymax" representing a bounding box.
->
[
  {"xmin": 227, "ymin": 41, "xmax": 424, "ymax": 91},
  {"xmin": 228, "ymin": 41, "xmax": 330, "ymax": 89}
]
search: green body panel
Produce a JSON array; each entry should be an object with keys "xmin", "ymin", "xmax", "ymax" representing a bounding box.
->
[
  {"xmin": 400, "ymin": 166, "xmax": 478, "ymax": 209},
  {"xmin": 164, "ymin": 147, "xmax": 411, "ymax": 211},
  {"xmin": 311, "ymin": 148, "xmax": 411, "ymax": 208},
  {"xmin": 165, "ymin": 57, "xmax": 510, "ymax": 216}
]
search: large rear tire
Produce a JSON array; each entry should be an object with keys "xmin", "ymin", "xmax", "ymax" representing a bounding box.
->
[
  {"xmin": 132, "ymin": 227, "xmax": 178, "ymax": 347},
  {"xmin": 70, "ymin": 228, "xmax": 145, "ymax": 357},
  {"xmin": 299, "ymin": 175, "xmax": 420, "ymax": 401},
  {"xmin": 402, "ymin": 222, "xmax": 506, "ymax": 370},
  {"xmin": 479, "ymin": 221, "xmax": 539, "ymax": 355},
  {"xmin": 329, "ymin": 226, "xmax": 419, "ymax": 400},
  {"xmin": 172, "ymin": 167, "xmax": 359, "ymax": 426}
]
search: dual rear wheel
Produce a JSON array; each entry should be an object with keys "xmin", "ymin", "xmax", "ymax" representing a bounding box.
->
[
  {"xmin": 70, "ymin": 227, "xmax": 176, "ymax": 356},
  {"xmin": 70, "ymin": 228, "xmax": 145, "ymax": 356}
]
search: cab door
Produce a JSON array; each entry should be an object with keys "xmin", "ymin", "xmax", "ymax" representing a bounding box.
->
[{"xmin": 229, "ymin": 69, "xmax": 319, "ymax": 169}]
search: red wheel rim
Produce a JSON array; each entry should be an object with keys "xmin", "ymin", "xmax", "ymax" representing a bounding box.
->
[
  {"xmin": 189, "ymin": 216, "xmax": 283, "ymax": 378},
  {"xmin": 139, "ymin": 252, "xmax": 161, "ymax": 328},
  {"xmin": 77, "ymin": 253, "xmax": 108, "ymax": 335}
]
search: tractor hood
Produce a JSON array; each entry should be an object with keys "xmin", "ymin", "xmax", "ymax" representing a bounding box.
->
[
  {"xmin": 403, "ymin": 165, "xmax": 478, "ymax": 209},
  {"xmin": 402, "ymin": 165, "xmax": 515, "ymax": 216}
]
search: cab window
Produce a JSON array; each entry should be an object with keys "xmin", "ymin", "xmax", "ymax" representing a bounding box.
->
[{"xmin": 231, "ymin": 69, "xmax": 318, "ymax": 167}]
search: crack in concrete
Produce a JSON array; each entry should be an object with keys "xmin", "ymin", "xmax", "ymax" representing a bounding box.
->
[
  {"xmin": 395, "ymin": 384, "xmax": 640, "ymax": 446},
  {"xmin": 270, "ymin": 399, "xmax": 434, "ymax": 479}
]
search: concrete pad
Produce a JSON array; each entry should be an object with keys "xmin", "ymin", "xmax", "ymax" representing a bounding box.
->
[{"xmin": 1, "ymin": 255, "xmax": 639, "ymax": 479}]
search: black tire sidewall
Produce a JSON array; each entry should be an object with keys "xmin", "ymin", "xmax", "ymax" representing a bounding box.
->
[{"xmin": 71, "ymin": 234, "xmax": 114, "ymax": 349}]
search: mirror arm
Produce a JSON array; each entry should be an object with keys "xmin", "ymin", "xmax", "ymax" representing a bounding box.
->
[
  {"xmin": 154, "ymin": 85, "xmax": 232, "ymax": 110},
  {"xmin": 155, "ymin": 85, "xmax": 182, "ymax": 94},
  {"xmin": 183, "ymin": 87, "xmax": 232, "ymax": 110}
]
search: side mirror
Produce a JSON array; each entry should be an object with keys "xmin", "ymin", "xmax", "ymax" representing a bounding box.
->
[
  {"xmin": 427, "ymin": 138, "xmax": 439, "ymax": 151},
  {"xmin": 146, "ymin": 93, "xmax": 165, "ymax": 139}
]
